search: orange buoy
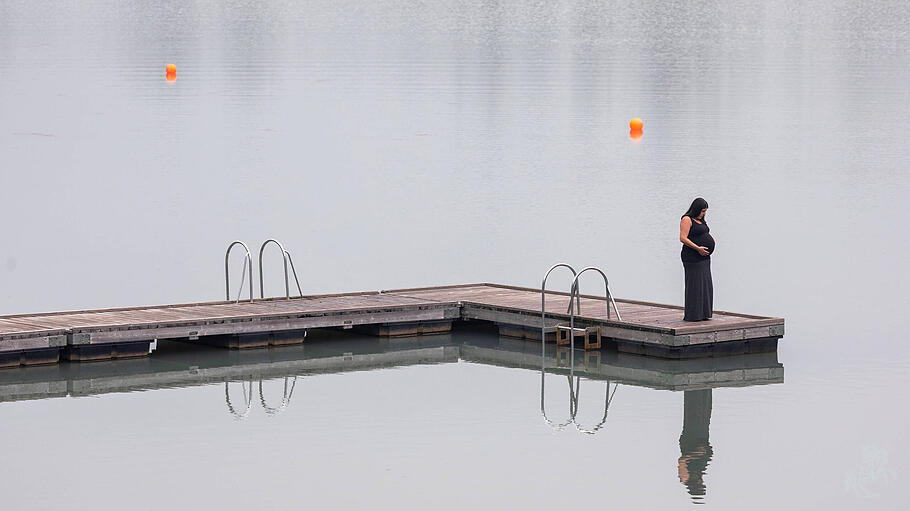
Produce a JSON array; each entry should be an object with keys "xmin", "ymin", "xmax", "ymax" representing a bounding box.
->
[
  {"xmin": 629, "ymin": 118, "xmax": 643, "ymax": 131},
  {"xmin": 165, "ymin": 64, "xmax": 177, "ymax": 80}
]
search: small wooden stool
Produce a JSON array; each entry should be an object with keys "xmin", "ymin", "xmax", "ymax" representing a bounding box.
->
[{"xmin": 555, "ymin": 324, "xmax": 602, "ymax": 351}]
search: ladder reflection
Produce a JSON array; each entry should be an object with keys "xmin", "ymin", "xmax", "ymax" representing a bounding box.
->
[
  {"xmin": 0, "ymin": 332, "xmax": 780, "ymax": 503},
  {"xmin": 224, "ymin": 376, "xmax": 298, "ymax": 419},
  {"xmin": 540, "ymin": 349, "xmax": 619, "ymax": 434}
]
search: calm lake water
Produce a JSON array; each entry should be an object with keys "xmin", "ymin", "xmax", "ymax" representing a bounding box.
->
[{"xmin": 1, "ymin": 0, "xmax": 909, "ymax": 509}]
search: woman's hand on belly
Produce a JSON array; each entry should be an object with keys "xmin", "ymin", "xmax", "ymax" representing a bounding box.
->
[{"xmin": 702, "ymin": 234, "xmax": 715, "ymax": 255}]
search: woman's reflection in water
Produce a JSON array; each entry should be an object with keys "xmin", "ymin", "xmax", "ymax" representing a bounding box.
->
[{"xmin": 677, "ymin": 389, "xmax": 713, "ymax": 503}]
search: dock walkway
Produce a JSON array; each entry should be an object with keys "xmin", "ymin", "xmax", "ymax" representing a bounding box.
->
[{"xmin": 0, "ymin": 283, "xmax": 784, "ymax": 367}]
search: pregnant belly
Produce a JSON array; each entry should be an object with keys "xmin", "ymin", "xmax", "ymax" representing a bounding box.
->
[{"xmin": 692, "ymin": 233, "xmax": 715, "ymax": 254}]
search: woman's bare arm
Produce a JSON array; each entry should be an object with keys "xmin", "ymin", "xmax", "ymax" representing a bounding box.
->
[{"xmin": 679, "ymin": 217, "xmax": 710, "ymax": 256}]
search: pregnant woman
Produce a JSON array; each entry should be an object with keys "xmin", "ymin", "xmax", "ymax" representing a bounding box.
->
[{"xmin": 679, "ymin": 198, "xmax": 715, "ymax": 321}]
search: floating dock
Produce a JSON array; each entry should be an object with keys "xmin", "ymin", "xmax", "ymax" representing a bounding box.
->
[{"xmin": 0, "ymin": 283, "xmax": 784, "ymax": 368}]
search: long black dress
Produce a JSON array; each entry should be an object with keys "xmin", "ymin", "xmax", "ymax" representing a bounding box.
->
[{"xmin": 681, "ymin": 217, "xmax": 714, "ymax": 321}]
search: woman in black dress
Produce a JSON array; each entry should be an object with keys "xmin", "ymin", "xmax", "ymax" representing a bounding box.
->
[{"xmin": 679, "ymin": 198, "xmax": 715, "ymax": 321}]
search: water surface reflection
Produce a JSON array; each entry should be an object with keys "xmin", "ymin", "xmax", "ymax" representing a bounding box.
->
[
  {"xmin": 0, "ymin": 329, "xmax": 780, "ymax": 506},
  {"xmin": 224, "ymin": 377, "xmax": 298, "ymax": 419},
  {"xmin": 679, "ymin": 389, "xmax": 713, "ymax": 503}
]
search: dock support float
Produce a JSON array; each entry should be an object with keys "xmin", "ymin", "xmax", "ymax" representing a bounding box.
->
[
  {"xmin": 0, "ymin": 335, "xmax": 67, "ymax": 368},
  {"xmin": 613, "ymin": 336, "xmax": 779, "ymax": 359},
  {"xmin": 63, "ymin": 340, "xmax": 152, "ymax": 362},
  {"xmin": 192, "ymin": 329, "xmax": 308, "ymax": 350},
  {"xmin": 354, "ymin": 320, "xmax": 453, "ymax": 337}
]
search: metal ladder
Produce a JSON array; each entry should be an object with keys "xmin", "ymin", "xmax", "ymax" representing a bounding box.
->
[
  {"xmin": 566, "ymin": 267, "xmax": 622, "ymax": 361},
  {"xmin": 258, "ymin": 239, "xmax": 303, "ymax": 300},
  {"xmin": 540, "ymin": 263, "xmax": 582, "ymax": 347},
  {"xmin": 222, "ymin": 239, "xmax": 308, "ymax": 372},
  {"xmin": 225, "ymin": 241, "xmax": 254, "ymax": 302},
  {"xmin": 539, "ymin": 263, "xmax": 621, "ymax": 433},
  {"xmin": 540, "ymin": 264, "xmax": 622, "ymax": 360},
  {"xmin": 224, "ymin": 239, "xmax": 304, "ymax": 301}
]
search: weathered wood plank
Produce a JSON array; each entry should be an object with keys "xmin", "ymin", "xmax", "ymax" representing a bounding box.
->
[{"xmin": 0, "ymin": 283, "xmax": 784, "ymax": 360}]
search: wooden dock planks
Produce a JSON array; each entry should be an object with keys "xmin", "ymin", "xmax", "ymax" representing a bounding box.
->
[
  {"xmin": 0, "ymin": 283, "xmax": 784, "ymax": 364},
  {"xmin": 385, "ymin": 284, "xmax": 781, "ymax": 336},
  {"xmin": 383, "ymin": 284, "xmax": 784, "ymax": 356}
]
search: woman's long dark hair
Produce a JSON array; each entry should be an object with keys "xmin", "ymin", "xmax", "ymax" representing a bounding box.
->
[{"xmin": 682, "ymin": 198, "xmax": 709, "ymax": 220}]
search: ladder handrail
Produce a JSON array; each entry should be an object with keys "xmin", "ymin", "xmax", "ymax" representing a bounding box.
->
[
  {"xmin": 541, "ymin": 261, "xmax": 582, "ymax": 420},
  {"xmin": 259, "ymin": 239, "xmax": 303, "ymax": 299},
  {"xmin": 541, "ymin": 263, "xmax": 582, "ymax": 354},
  {"xmin": 284, "ymin": 250, "xmax": 304, "ymax": 298},
  {"xmin": 568, "ymin": 266, "xmax": 621, "ymax": 322},
  {"xmin": 225, "ymin": 241, "xmax": 254, "ymax": 303},
  {"xmin": 259, "ymin": 239, "xmax": 289, "ymax": 299},
  {"xmin": 568, "ymin": 266, "xmax": 620, "ymax": 348},
  {"xmin": 566, "ymin": 266, "xmax": 620, "ymax": 368}
]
